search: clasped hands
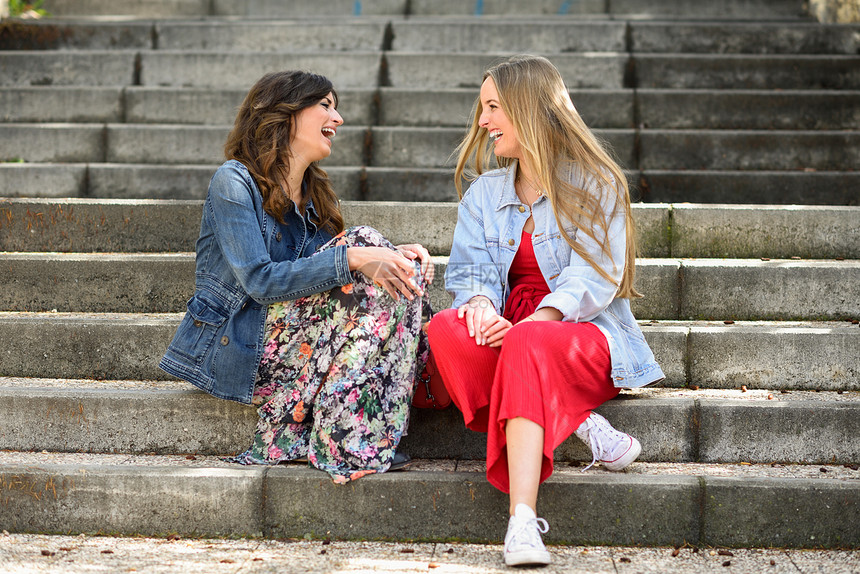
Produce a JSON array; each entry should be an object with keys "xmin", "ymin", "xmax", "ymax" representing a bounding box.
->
[
  {"xmin": 458, "ymin": 295, "xmax": 561, "ymax": 347},
  {"xmin": 347, "ymin": 243, "xmax": 435, "ymax": 301}
]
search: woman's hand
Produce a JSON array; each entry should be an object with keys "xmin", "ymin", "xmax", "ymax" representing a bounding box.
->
[
  {"xmin": 395, "ymin": 243, "xmax": 435, "ymax": 285},
  {"xmin": 458, "ymin": 295, "xmax": 511, "ymax": 346},
  {"xmin": 347, "ymin": 246, "xmax": 423, "ymax": 301}
]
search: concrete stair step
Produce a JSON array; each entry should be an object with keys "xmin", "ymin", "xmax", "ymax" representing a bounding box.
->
[
  {"xmin": 639, "ymin": 170, "xmax": 860, "ymax": 205},
  {"xmin": 44, "ymin": 0, "xmax": 407, "ymax": 17},
  {"xmin": 1, "ymin": 253, "xmax": 858, "ymax": 321},
  {"xmin": 0, "ymin": 20, "xmax": 154, "ymax": 50},
  {"xmin": 634, "ymin": 54, "xmax": 860, "ymax": 89},
  {"xmin": 0, "ymin": 87, "xmax": 125, "ymax": 123},
  {"xmin": 639, "ymin": 130, "xmax": 860, "ymax": 171},
  {"xmin": 0, "ymin": 124, "xmax": 367, "ymax": 166},
  {"xmin": 388, "ymin": 20, "xmax": 626, "ymax": 52},
  {"xmin": 630, "ymin": 21, "xmax": 860, "ymax": 54},
  {"xmin": 8, "ymin": 18, "xmax": 851, "ymax": 55},
  {"xmin": 139, "ymin": 51, "xmax": 383, "ymax": 88},
  {"xmin": 637, "ymin": 89, "xmax": 860, "ymax": 130},
  {"xmin": 0, "ymin": 378, "xmax": 857, "ymax": 464},
  {"xmin": 0, "ymin": 51, "xmax": 383, "ymax": 89},
  {"xmin": 384, "ymin": 53, "xmax": 627, "ymax": 89},
  {"xmin": 3, "ymin": 164, "xmax": 858, "ymax": 204},
  {"xmin": 368, "ymin": 127, "xmax": 635, "ymax": 169},
  {"xmin": 2, "ymin": 199, "xmax": 857, "ymax": 260},
  {"xmin": 9, "ymin": 125, "xmax": 845, "ymax": 172},
  {"xmin": 0, "ymin": 313, "xmax": 855, "ymax": 390},
  {"xmin": 124, "ymin": 87, "xmax": 378, "ymax": 126},
  {"xmin": 0, "ymin": 51, "xmax": 137, "ymax": 87},
  {"xmin": 0, "ymin": 451, "xmax": 855, "ymax": 547},
  {"xmin": 45, "ymin": 0, "xmax": 213, "ymax": 18},
  {"xmin": 4, "ymin": 87, "xmax": 857, "ymax": 132}
]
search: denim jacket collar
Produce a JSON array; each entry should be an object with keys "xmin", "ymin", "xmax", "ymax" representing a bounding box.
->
[{"xmin": 494, "ymin": 159, "xmax": 549, "ymax": 212}]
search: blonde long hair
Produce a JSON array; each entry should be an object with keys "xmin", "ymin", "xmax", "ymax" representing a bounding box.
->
[{"xmin": 453, "ymin": 55, "xmax": 640, "ymax": 299}]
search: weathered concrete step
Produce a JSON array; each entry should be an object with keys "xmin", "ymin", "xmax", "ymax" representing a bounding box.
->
[
  {"xmin": 2, "ymin": 254, "xmax": 858, "ymax": 321},
  {"xmin": 0, "ymin": 124, "xmax": 367, "ymax": 165},
  {"xmin": 609, "ymin": 0, "xmax": 809, "ymax": 19},
  {"xmin": 0, "ymin": 51, "xmax": 382, "ymax": 89},
  {"xmin": 45, "ymin": 0, "xmax": 214, "ymax": 18},
  {"xmin": 639, "ymin": 170, "xmax": 860, "ymax": 205},
  {"xmin": 124, "ymin": 87, "xmax": 378, "ymax": 126},
  {"xmin": 0, "ymin": 199, "xmax": 852, "ymax": 261},
  {"xmin": 0, "ymin": 313, "xmax": 856, "ymax": 390},
  {"xmin": 409, "ymin": 0, "xmax": 808, "ymax": 19},
  {"xmin": 0, "ymin": 163, "xmax": 362, "ymax": 200},
  {"xmin": 635, "ymin": 54, "xmax": 860, "ymax": 89},
  {"xmin": 0, "ymin": 452, "xmax": 855, "ymax": 547},
  {"xmin": 3, "ymin": 164, "xmax": 859, "ymax": 205},
  {"xmin": 378, "ymin": 88, "xmax": 633, "ymax": 128},
  {"xmin": 8, "ymin": 18, "xmax": 850, "ymax": 55},
  {"xmin": 388, "ymin": 20, "xmax": 626, "ymax": 52},
  {"xmin": 46, "ymin": 0, "xmax": 409, "ymax": 17},
  {"xmin": 0, "ymin": 51, "xmax": 137, "ymax": 87},
  {"xmin": 639, "ymin": 130, "xmax": 860, "ymax": 171},
  {"xmin": 4, "ymin": 87, "xmax": 857, "ymax": 131},
  {"xmin": 2, "ymin": 199, "xmax": 857, "ymax": 260},
  {"xmin": 630, "ymin": 22, "xmax": 860, "ymax": 54},
  {"xmin": 638, "ymin": 89, "xmax": 860, "ymax": 130},
  {"xmin": 0, "ymin": 20, "xmax": 154, "ymax": 50},
  {"xmin": 356, "ymin": 168, "xmax": 860, "ymax": 205},
  {"xmin": 0, "ymin": 380, "xmax": 857, "ymax": 465},
  {"xmin": 154, "ymin": 20, "xmax": 390, "ymax": 52},
  {"xmin": 385, "ymin": 53, "xmax": 628, "ymax": 89},
  {"xmin": 0, "ymin": 87, "xmax": 125, "ymax": 123},
  {"xmin": 369, "ymin": 127, "xmax": 635, "ymax": 169},
  {"xmin": 139, "ymin": 51, "xmax": 382, "ymax": 88},
  {"xmin": 2, "ymin": 125, "xmax": 633, "ymax": 168}
]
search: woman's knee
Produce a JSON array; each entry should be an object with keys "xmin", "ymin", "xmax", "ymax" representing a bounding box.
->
[{"xmin": 427, "ymin": 308, "xmax": 464, "ymax": 345}]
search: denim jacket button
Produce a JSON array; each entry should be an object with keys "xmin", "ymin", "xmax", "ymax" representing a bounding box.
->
[
  {"xmin": 193, "ymin": 319, "xmax": 203, "ymax": 327},
  {"xmin": 220, "ymin": 336, "xmax": 230, "ymax": 346},
  {"xmin": 276, "ymin": 232, "xmax": 282, "ymax": 242},
  {"xmin": 518, "ymin": 206, "xmax": 525, "ymax": 213},
  {"xmin": 508, "ymin": 238, "xmax": 515, "ymax": 246}
]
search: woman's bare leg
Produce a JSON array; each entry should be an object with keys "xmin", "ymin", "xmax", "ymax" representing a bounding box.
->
[{"xmin": 506, "ymin": 416, "xmax": 544, "ymax": 515}]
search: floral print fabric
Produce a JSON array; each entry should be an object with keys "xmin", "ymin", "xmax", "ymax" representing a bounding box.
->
[{"xmin": 227, "ymin": 226, "xmax": 430, "ymax": 484}]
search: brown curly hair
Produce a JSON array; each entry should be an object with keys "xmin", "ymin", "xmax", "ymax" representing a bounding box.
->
[{"xmin": 224, "ymin": 70, "xmax": 344, "ymax": 234}]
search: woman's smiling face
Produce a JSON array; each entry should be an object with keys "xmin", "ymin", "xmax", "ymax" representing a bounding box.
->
[
  {"xmin": 291, "ymin": 92, "xmax": 343, "ymax": 164},
  {"xmin": 478, "ymin": 77, "xmax": 521, "ymax": 160}
]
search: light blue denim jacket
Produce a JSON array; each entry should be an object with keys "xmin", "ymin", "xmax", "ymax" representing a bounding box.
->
[
  {"xmin": 445, "ymin": 161, "xmax": 664, "ymax": 388},
  {"xmin": 159, "ymin": 160, "xmax": 352, "ymax": 404}
]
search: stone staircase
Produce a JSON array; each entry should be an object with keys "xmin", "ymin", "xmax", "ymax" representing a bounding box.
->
[{"xmin": 0, "ymin": 0, "xmax": 858, "ymax": 549}]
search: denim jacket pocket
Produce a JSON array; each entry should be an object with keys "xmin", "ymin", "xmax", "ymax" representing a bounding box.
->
[{"xmin": 168, "ymin": 294, "xmax": 230, "ymax": 365}]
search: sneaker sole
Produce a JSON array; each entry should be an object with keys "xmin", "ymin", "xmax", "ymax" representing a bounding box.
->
[
  {"xmin": 504, "ymin": 549, "xmax": 552, "ymax": 567},
  {"xmin": 602, "ymin": 436, "xmax": 642, "ymax": 471}
]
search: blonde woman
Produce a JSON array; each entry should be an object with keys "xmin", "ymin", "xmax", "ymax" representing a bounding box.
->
[{"xmin": 427, "ymin": 55, "xmax": 663, "ymax": 567}]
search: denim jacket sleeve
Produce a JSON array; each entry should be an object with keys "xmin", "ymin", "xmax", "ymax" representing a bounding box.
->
[
  {"xmin": 445, "ymin": 185, "xmax": 505, "ymax": 312},
  {"xmin": 537, "ymin": 172, "xmax": 627, "ymax": 323},
  {"xmin": 206, "ymin": 162, "xmax": 352, "ymax": 303}
]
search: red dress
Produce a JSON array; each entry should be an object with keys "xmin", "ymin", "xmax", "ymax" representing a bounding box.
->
[{"xmin": 427, "ymin": 230, "xmax": 618, "ymax": 493}]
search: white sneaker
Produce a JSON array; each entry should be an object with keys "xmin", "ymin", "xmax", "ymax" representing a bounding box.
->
[
  {"xmin": 503, "ymin": 504, "xmax": 552, "ymax": 567},
  {"xmin": 575, "ymin": 412, "xmax": 641, "ymax": 472}
]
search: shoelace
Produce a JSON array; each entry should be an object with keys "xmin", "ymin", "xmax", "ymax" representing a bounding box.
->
[
  {"xmin": 580, "ymin": 418, "xmax": 625, "ymax": 472},
  {"xmin": 506, "ymin": 516, "xmax": 550, "ymax": 551}
]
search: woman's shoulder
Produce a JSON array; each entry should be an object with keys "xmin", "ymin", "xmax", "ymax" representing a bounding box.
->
[
  {"xmin": 462, "ymin": 167, "xmax": 510, "ymax": 202},
  {"xmin": 208, "ymin": 160, "xmax": 258, "ymax": 199}
]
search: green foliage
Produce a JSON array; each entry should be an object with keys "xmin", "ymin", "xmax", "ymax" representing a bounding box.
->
[{"xmin": 9, "ymin": 0, "xmax": 49, "ymax": 18}]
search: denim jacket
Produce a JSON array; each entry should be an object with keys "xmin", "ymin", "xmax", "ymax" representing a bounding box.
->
[
  {"xmin": 445, "ymin": 161, "xmax": 664, "ymax": 388},
  {"xmin": 159, "ymin": 160, "xmax": 352, "ymax": 404}
]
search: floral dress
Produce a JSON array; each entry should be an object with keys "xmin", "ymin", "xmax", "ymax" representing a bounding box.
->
[{"xmin": 227, "ymin": 226, "xmax": 430, "ymax": 484}]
